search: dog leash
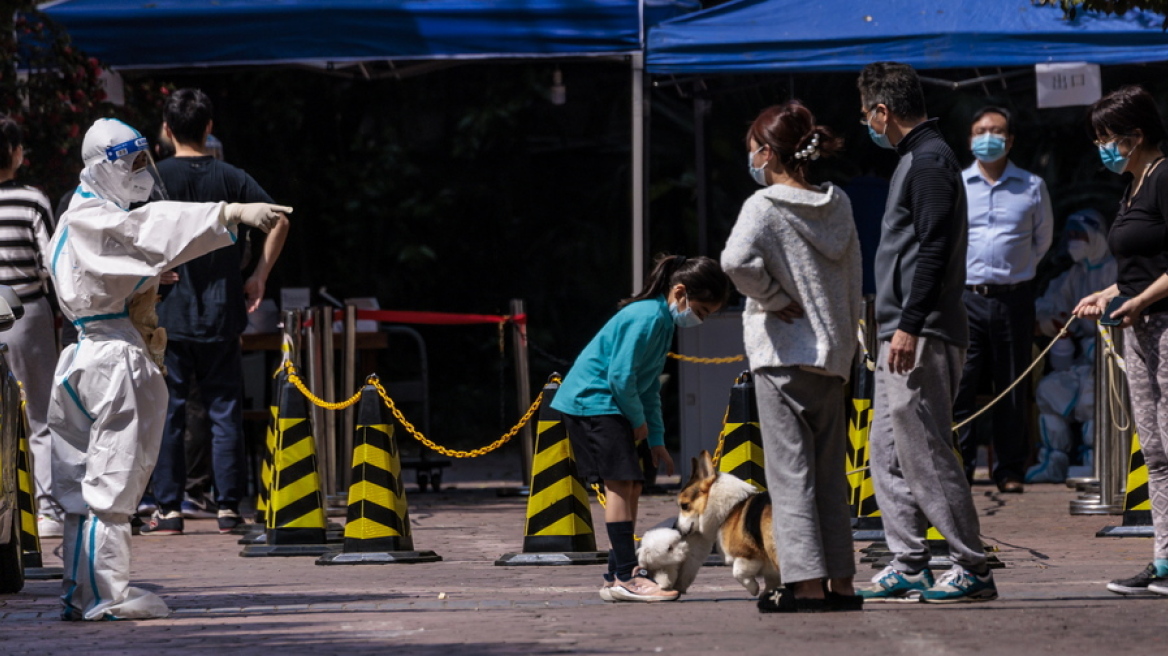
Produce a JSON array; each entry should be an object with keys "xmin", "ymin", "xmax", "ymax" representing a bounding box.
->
[{"xmin": 844, "ymin": 318, "xmax": 1078, "ymax": 477}]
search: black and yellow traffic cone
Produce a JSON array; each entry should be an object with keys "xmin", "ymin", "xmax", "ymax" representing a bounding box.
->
[
  {"xmin": 1097, "ymin": 432, "xmax": 1153, "ymax": 537},
  {"xmin": 14, "ymin": 402, "xmax": 62, "ymax": 580},
  {"xmin": 318, "ymin": 384, "xmax": 440, "ymax": 565},
  {"xmin": 241, "ymin": 373, "xmax": 336, "ymax": 557},
  {"xmin": 496, "ymin": 374, "xmax": 607, "ymax": 565},
  {"xmin": 847, "ymin": 352, "xmax": 884, "ymax": 541},
  {"xmin": 15, "ymin": 411, "xmax": 41, "ymax": 569},
  {"xmin": 238, "ymin": 374, "xmax": 281, "ymax": 543},
  {"xmin": 717, "ymin": 371, "xmax": 766, "ymax": 491}
]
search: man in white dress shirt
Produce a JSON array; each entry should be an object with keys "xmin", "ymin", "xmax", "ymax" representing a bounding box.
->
[{"xmin": 953, "ymin": 106, "xmax": 1053, "ymax": 493}]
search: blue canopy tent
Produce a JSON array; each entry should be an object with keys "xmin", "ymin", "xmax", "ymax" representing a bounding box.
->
[
  {"xmin": 39, "ymin": 0, "xmax": 700, "ymax": 291},
  {"xmin": 41, "ymin": 0, "xmax": 695, "ymax": 69},
  {"xmin": 647, "ymin": 0, "xmax": 1168, "ymax": 75}
]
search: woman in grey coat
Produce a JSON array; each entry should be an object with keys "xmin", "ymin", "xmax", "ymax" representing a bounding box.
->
[{"xmin": 721, "ymin": 100, "xmax": 863, "ymax": 613}]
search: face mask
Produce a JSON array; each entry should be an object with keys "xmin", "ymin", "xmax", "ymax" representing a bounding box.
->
[
  {"xmin": 971, "ymin": 134, "xmax": 1007, "ymax": 163},
  {"xmin": 748, "ymin": 146, "xmax": 768, "ymax": 186},
  {"xmin": 79, "ymin": 160, "xmax": 155, "ymax": 210},
  {"xmin": 868, "ymin": 124, "xmax": 894, "ymax": 150},
  {"xmin": 669, "ymin": 296, "xmax": 703, "ymax": 329},
  {"xmin": 1067, "ymin": 239, "xmax": 1090, "ymax": 263},
  {"xmin": 1098, "ymin": 141, "xmax": 1128, "ymax": 174}
]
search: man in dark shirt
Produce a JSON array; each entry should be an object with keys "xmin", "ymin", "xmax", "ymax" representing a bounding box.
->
[
  {"xmin": 141, "ymin": 89, "xmax": 290, "ymax": 536},
  {"xmin": 856, "ymin": 62, "xmax": 997, "ymax": 604}
]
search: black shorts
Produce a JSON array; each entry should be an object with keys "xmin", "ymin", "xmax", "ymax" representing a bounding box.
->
[{"xmin": 560, "ymin": 413, "xmax": 644, "ymax": 485}]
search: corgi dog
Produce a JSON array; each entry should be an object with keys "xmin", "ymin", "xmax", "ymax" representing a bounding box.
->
[{"xmin": 675, "ymin": 450, "xmax": 781, "ymax": 597}]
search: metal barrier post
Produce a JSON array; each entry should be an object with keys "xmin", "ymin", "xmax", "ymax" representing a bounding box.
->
[
  {"xmin": 510, "ymin": 299, "xmax": 534, "ymax": 487},
  {"xmin": 321, "ymin": 306, "xmax": 342, "ymax": 507},
  {"xmin": 1071, "ymin": 328, "xmax": 1126, "ymax": 515},
  {"xmin": 280, "ymin": 309, "xmax": 302, "ymax": 368},
  {"xmin": 342, "ymin": 304, "xmax": 357, "ymax": 491}
]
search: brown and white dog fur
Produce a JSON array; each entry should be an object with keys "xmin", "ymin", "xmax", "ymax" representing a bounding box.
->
[{"xmin": 675, "ymin": 450, "xmax": 781, "ymax": 597}]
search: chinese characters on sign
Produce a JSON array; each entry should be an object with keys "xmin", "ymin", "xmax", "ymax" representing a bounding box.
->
[{"xmin": 1036, "ymin": 62, "xmax": 1102, "ymax": 108}]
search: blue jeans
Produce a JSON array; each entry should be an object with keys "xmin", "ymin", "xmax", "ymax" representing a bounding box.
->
[{"xmin": 151, "ymin": 339, "xmax": 245, "ymax": 513}]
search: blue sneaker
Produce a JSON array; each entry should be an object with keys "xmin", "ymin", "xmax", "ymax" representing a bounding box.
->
[
  {"xmin": 919, "ymin": 565, "xmax": 998, "ymax": 603},
  {"xmin": 857, "ymin": 566, "xmax": 934, "ymax": 603}
]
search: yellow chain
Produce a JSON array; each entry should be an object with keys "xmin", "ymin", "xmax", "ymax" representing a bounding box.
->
[
  {"xmin": 372, "ymin": 377, "xmax": 542, "ymax": 458},
  {"xmin": 667, "ymin": 352, "xmax": 745, "ymax": 364},
  {"xmin": 710, "ymin": 403, "xmax": 730, "ymax": 468},
  {"xmin": 284, "ymin": 362, "xmax": 364, "ymax": 410},
  {"xmin": 591, "ymin": 483, "xmax": 608, "ymax": 508}
]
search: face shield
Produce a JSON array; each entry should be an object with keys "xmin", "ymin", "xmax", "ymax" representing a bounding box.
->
[{"xmin": 79, "ymin": 120, "xmax": 169, "ymax": 209}]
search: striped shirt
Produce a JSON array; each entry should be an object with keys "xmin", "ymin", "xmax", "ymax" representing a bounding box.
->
[{"xmin": 0, "ymin": 180, "xmax": 53, "ymax": 302}]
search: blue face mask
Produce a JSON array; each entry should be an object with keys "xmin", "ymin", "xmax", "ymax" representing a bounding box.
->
[
  {"xmin": 971, "ymin": 134, "xmax": 1008, "ymax": 163},
  {"xmin": 867, "ymin": 123, "xmax": 894, "ymax": 150},
  {"xmin": 748, "ymin": 146, "xmax": 768, "ymax": 186},
  {"xmin": 1099, "ymin": 141, "xmax": 1128, "ymax": 174},
  {"xmin": 669, "ymin": 296, "xmax": 703, "ymax": 329}
]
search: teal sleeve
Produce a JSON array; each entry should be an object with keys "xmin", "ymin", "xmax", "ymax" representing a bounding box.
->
[
  {"xmin": 641, "ymin": 373, "xmax": 665, "ymax": 448},
  {"xmin": 605, "ymin": 318, "xmax": 654, "ymax": 431}
]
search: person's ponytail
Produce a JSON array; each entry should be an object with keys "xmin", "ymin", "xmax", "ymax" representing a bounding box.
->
[{"xmin": 619, "ymin": 254, "xmax": 731, "ymax": 310}]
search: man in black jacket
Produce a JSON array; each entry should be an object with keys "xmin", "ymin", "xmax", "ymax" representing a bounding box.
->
[{"xmin": 856, "ymin": 62, "xmax": 997, "ymax": 604}]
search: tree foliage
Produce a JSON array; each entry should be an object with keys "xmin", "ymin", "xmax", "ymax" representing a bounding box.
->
[
  {"xmin": 1037, "ymin": 0, "xmax": 1168, "ymax": 28},
  {"xmin": 2, "ymin": 3, "xmax": 172, "ymax": 201}
]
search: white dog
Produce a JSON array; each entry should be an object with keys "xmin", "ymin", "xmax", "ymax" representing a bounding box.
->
[{"xmin": 637, "ymin": 527, "xmax": 691, "ymax": 591}]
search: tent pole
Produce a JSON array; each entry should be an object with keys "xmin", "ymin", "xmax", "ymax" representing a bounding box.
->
[
  {"xmin": 695, "ymin": 95, "xmax": 710, "ymax": 256},
  {"xmin": 631, "ymin": 52, "xmax": 646, "ymax": 293}
]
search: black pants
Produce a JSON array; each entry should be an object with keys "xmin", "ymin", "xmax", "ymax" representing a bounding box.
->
[{"xmin": 953, "ymin": 284, "xmax": 1035, "ymax": 484}]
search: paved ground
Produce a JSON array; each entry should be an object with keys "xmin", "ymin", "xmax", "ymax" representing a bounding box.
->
[{"xmin": 3, "ymin": 450, "xmax": 1166, "ymax": 655}]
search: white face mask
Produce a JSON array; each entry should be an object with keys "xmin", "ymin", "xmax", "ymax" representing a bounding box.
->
[
  {"xmin": 1067, "ymin": 239, "xmax": 1090, "ymax": 263},
  {"xmin": 79, "ymin": 157, "xmax": 155, "ymax": 210}
]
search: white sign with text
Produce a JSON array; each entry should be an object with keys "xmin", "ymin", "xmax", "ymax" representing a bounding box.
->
[{"xmin": 1036, "ymin": 62, "xmax": 1101, "ymax": 108}]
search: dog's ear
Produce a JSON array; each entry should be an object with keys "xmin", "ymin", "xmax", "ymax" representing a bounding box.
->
[
  {"xmin": 685, "ymin": 456, "xmax": 702, "ymax": 487},
  {"xmin": 695, "ymin": 450, "xmax": 716, "ymax": 480}
]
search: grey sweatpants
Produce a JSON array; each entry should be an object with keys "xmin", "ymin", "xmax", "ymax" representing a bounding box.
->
[
  {"xmin": 755, "ymin": 367, "xmax": 856, "ymax": 584},
  {"xmin": 869, "ymin": 337, "xmax": 987, "ymax": 573},
  {"xmin": 1123, "ymin": 314, "xmax": 1168, "ymax": 561},
  {"xmin": 7, "ymin": 296, "xmax": 62, "ymax": 517}
]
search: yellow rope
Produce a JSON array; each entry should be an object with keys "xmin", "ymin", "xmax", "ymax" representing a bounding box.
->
[{"xmin": 668, "ymin": 352, "xmax": 745, "ymax": 364}]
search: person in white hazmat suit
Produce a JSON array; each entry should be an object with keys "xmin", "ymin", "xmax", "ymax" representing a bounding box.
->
[
  {"xmin": 1027, "ymin": 209, "xmax": 1115, "ymax": 483},
  {"xmin": 47, "ymin": 118, "xmax": 291, "ymax": 621}
]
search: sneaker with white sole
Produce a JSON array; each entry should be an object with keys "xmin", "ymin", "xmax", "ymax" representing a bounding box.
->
[
  {"xmin": 609, "ymin": 569, "xmax": 679, "ymax": 602},
  {"xmin": 217, "ymin": 509, "xmax": 244, "ymax": 534},
  {"xmin": 139, "ymin": 510, "xmax": 184, "ymax": 536},
  {"xmin": 919, "ymin": 565, "xmax": 998, "ymax": 603},
  {"xmin": 37, "ymin": 514, "xmax": 64, "ymax": 539},
  {"xmin": 181, "ymin": 493, "xmax": 219, "ymax": 519},
  {"xmin": 599, "ymin": 580, "xmax": 616, "ymax": 602},
  {"xmin": 857, "ymin": 565, "xmax": 934, "ymax": 603},
  {"xmin": 1107, "ymin": 563, "xmax": 1167, "ymax": 595}
]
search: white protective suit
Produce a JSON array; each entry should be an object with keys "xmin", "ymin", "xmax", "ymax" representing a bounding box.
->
[
  {"xmin": 48, "ymin": 119, "xmax": 238, "ymax": 621},
  {"xmin": 1027, "ymin": 209, "xmax": 1116, "ymax": 483}
]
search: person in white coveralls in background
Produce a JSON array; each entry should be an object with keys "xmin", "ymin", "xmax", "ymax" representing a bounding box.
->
[
  {"xmin": 47, "ymin": 118, "xmax": 290, "ymax": 621},
  {"xmin": 1029, "ymin": 209, "xmax": 1116, "ymax": 483}
]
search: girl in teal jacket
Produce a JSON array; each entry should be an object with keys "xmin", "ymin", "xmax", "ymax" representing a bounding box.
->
[{"xmin": 551, "ymin": 254, "xmax": 731, "ymax": 602}]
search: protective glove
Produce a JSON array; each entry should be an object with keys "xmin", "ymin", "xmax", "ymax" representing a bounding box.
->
[{"xmin": 222, "ymin": 203, "xmax": 292, "ymax": 233}]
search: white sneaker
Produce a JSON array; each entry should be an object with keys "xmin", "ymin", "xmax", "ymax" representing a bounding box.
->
[
  {"xmin": 37, "ymin": 514, "xmax": 64, "ymax": 538},
  {"xmin": 609, "ymin": 569, "xmax": 680, "ymax": 602}
]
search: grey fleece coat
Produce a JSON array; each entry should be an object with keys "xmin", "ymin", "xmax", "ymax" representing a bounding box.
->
[{"xmin": 721, "ymin": 182, "xmax": 862, "ymax": 381}]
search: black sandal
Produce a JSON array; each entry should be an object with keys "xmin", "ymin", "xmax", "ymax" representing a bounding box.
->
[{"xmin": 757, "ymin": 589, "xmax": 829, "ymax": 614}]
